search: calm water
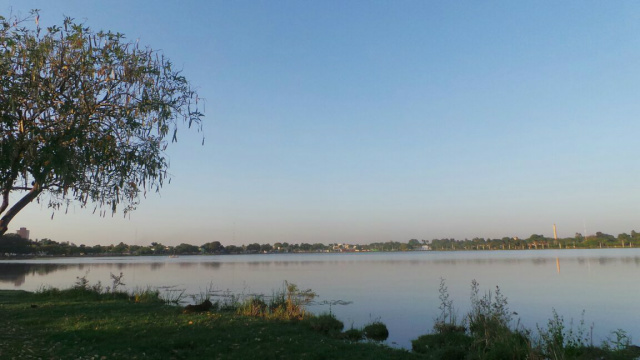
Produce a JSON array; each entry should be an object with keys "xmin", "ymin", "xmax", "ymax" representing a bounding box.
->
[{"xmin": 1, "ymin": 249, "xmax": 638, "ymax": 349}]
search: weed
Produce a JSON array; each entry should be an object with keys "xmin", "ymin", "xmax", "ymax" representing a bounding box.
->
[
  {"xmin": 110, "ymin": 272, "xmax": 125, "ymax": 293},
  {"xmin": 436, "ymin": 277, "xmax": 458, "ymax": 328},
  {"xmin": 190, "ymin": 281, "xmax": 216, "ymax": 305},
  {"xmin": 433, "ymin": 277, "xmax": 465, "ymax": 335},
  {"xmin": 237, "ymin": 296, "xmax": 268, "ymax": 317},
  {"xmin": 536, "ymin": 309, "xmax": 598, "ymax": 360},
  {"xmin": 73, "ymin": 270, "xmax": 91, "ymax": 290},
  {"xmin": 603, "ymin": 328, "xmax": 632, "ymax": 351},
  {"xmin": 414, "ymin": 279, "xmax": 636, "ymax": 360},
  {"xmin": 159, "ymin": 286, "xmax": 187, "ymax": 305},
  {"xmin": 468, "ymin": 280, "xmax": 514, "ymax": 349},
  {"xmin": 283, "ymin": 280, "xmax": 316, "ymax": 319}
]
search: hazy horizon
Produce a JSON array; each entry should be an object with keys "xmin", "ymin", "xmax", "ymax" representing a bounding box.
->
[{"xmin": 4, "ymin": 1, "xmax": 639, "ymax": 247}]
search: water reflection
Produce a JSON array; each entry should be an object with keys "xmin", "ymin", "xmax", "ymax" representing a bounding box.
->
[
  {"xmin": 201, "ymin": 262, "xmax": 221, "ymax": 269},
  {"xmin": 0, "ymin": 263, "xmax": 71, "ymax": 286},
  {"xmin": 1, "ymin": 251, "xmax": 639, "ymax": 284}
]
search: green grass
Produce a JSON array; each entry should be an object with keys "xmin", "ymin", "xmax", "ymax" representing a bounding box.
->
[{"xmin": 0, "ymin": 289, "xmax": 419, "ymax": 360}]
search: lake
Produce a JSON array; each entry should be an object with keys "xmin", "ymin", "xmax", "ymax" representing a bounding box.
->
[{"xmin": 1, "ymin": 249, "xmax": 638, "ymax": 349}]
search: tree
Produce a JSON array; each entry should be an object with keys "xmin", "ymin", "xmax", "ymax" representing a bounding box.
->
[
  {"xmin": 245, "ymin": 243, "xmax": 261, "ymax": 253},
  {"xmin": 201, "ymin": 241, "xmax": 223, "ymax": 254},
  {"xmin": 224, "ymin": 244, "xmax": 241, "ymax": 254},
  {"xmin": 260, "ymin": 243, "xmax": 273, "ymax": 253},
  {"xmin": 174, "ymin": 243, "xmax": 199, "ymax": 254},
  {"xmin": 0, "ymin": 233, "xmax": 31, "ymax": 254},
  {"xmin": 0, "ymin": 12, "xmax": 203, "ymax": 236},
  {"xmin": 407, "ymin": 239, "xmax": 421, "ymax": 249},
  {"xmin": 112, "ymin": 241, "xmax": 129, "ymax": 254}
]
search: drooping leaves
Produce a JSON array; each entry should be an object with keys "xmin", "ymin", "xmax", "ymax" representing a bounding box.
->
[{"xmin": 0, "ymin": 11, "xmax": 203, "ymax": 234}]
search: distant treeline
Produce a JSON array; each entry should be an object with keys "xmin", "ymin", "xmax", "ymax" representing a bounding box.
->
[{"xmin": 0, "ymin": 230, "xmax": 639, "ymax": 257}]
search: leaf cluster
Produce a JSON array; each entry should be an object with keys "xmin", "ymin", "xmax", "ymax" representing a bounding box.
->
[{"xmin": 0, "ymin": 11, "xmax": 203, "ymax": 233}]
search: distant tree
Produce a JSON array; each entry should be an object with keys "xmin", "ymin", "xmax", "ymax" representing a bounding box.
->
[
  {"xmin": 0, "ymin": 11, "xmax": 203, "ymax": 236},
  {"xmin": 112, "ymin": 242, "xmax": 129, "ymax": 254},
  {"xmin": 150, "ymin": 242, "xmax": 167, "ymax": 254},
  {"xmin": 311, "ymin": 243, "xmax": 326, "ymax": 252},
  {"xmin": 299, "ymin": 243, "xmax": 312, "ymax": 251},
  {"xmin": 201, "ymin": 241, "xmax": 223, "ymax": 254},
  {"xmin": 407, "ymin": 239, "xmax": 421, "ymax": 249},
  {"xmin": 0, "ymin": 233, "xmax": 31, "ymax": 254},
  {"xmin": 618, "ymin": 233, "xmax": 631, "ymax": 247},
  {"xmin": 174, "ymin": 243, "xmax": 199, "ymax": 254},
  {"xmin": 260, "ymin": 243, "xmax": 273, "ymax": 253},
  {"xmin": 245, "ymin": 243, "xmax": 260, "ymax": 253},
  {"xmin": 224, "ymin": 245, "xmax": 241, "ymax": 254}
]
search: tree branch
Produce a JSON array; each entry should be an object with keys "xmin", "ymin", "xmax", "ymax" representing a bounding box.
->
[{"xmin": 0, "ymin": 182, "xmax": 42, "ymax": 236}]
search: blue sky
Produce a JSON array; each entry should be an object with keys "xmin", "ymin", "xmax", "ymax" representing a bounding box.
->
[{"xmin": 3, "ymin": 1, "xmax": 640, "ymax": 246}]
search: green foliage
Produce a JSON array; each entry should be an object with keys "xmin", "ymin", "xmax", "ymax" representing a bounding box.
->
[
  {"xmin": 534, "ymin": 310, "xmax": 640, "ymax": 360},
  {"xmin": 342, "ymin": 327, "xmax": 365, "ymax": 342},
  {"xmin": 0, "ymin": 11, "xmax": 203, "ymax": 235},
  {"xmin": 363, "ymin": 321, "xmax": 390, "ymax": 342},
  {"xmin": 435, "ymin": 277, "xmax": 461, "ymax": 331},
  {"xmin": 237, "ymin": 296, "xmax": 268, "ymax": 317},
  {"xmin": 468, "ymin": 280, "xmax": 514, "ymax": 349},
  {"xmin": 307, "ymin": 313, "xmax": 344, "ymax": 335},
  {"xmin": 414, "ymin": 280, "xmax": 638, "ymax": 360},
  {"xmin": 228, "ymin": 281, "xmax": 317, "ymax": 321},
  {"xmin": 131, "ymin": 287, "xmax": 164, "ymax": 304}
]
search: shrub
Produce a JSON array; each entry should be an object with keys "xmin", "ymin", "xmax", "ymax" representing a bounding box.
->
[
  {"xmin": 238, "ymin": 297, "xmax": 268, "ymax": 317},
  {"xmin": 363, "ymin": 321, "xmax": 389, "ymax": 342},
  {"xmin": 307, "ymin": 313, "xmax": 344, "ymax": 335},
  {"xmin": 414, "ymin": 279, "xmax": 534, "ymax": 360},
  {"xmin": 342, "ymin": 328, "xmax": 364, "ymax": 342}
]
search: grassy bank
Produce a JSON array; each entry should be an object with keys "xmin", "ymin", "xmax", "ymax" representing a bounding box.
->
[{"xmin": 0, "ymin": 288, "xmax": 418, "ymax": 360}]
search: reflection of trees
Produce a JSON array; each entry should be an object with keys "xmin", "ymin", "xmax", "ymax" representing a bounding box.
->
[
  {"xmin": 200, "ymin": 262, "xmax": 221, "ymax": 269},
  {"xmin": 1, "ymin": 253, "xmax": 639, "ymax": 290},
  {"xmin": 598, "ymin": 257, "xmax": 614, "ymax": 265},
  {"xmin": 0, "ymin": 262, "xmax": 180, "ymax": 287},
  {"xmin": 150, "ymin": 262, "xmax": 165, "ymax": 271},
  {"xmin": 0, "ymin": 263, "xmax": 70, "ymax": 286},
  {"xmin": 0, "ymin": 263, "xmax": 29, "ymax": 286},
  {"xmin": 620, "ymin": 257, "xmax": 640, "ymax": 266}
]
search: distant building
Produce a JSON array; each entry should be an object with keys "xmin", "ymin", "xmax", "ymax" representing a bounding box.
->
[{"xmin": 16, "ymin": 227, "xmax": 29, "ymax": 240}]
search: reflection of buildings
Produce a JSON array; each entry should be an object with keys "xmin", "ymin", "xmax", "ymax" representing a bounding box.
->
[{"xmin": 16, "ymin": 227, "xmax": 29, "ymax": 240}]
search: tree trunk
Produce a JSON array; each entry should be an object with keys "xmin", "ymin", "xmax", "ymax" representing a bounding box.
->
[{"xmin": 0, "ymin": 184, "xmax": 42, "ymax": 236}]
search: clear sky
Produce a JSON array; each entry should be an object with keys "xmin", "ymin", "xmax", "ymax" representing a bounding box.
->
[{"xmin": 3, "ymin": 1, "xmax": 640, "ymax": 247}]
